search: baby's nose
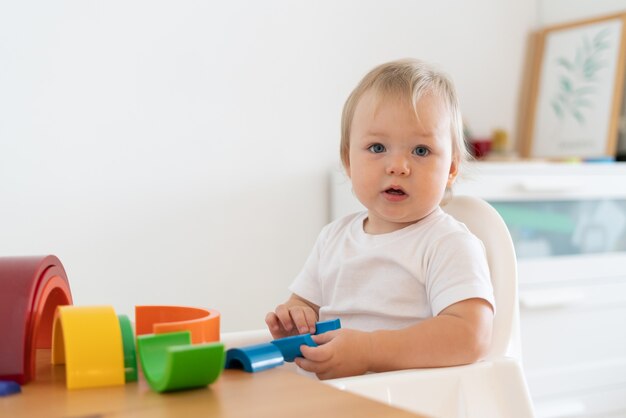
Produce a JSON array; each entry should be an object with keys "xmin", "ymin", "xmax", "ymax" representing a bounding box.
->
[{"xmin": 386, "ymin": 156, "xmax": 410, "ymax": 176}]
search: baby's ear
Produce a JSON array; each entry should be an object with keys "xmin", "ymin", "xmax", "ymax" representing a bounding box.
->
[{"xmin": 447, "ymin": 159, "xmax": 459, "ymax": 187}]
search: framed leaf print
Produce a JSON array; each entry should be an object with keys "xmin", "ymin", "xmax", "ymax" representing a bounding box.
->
[{"xmin": 522, "ymin": 13, "xmax": 626, "ymax": 159}]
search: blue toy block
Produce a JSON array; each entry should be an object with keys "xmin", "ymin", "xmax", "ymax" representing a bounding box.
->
[
  {"xmin": 224, "ymin": 318, "xmax": 342, "ymax": 374},
  {"xmin": 314, "ymin": 318, "xmax": 341, "ymax": 335},
  {"xmin": 225, "ymin": 343, "xmax": 284, "ymax": 373},
  {"xmin": 270, "ymin": 334, "xmax": 317, "ymax": 362},
  {"xmin": 0, "ymin": 380, "xmax": 21, "ymax": 396}
]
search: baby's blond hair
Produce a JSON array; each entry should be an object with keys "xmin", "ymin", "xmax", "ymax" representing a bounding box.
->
[{"xmin": 340, "ymin": 58, "xmax": 468, "ymax": 170}]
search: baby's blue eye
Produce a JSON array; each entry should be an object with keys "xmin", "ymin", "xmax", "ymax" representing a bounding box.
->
[
  {"xmin": 413, "ymin": 146, "xmax": 429, "ymax": 156},
  {"xmin": 368, "ymin": 143, "xmax": 386, "ymax": 153}
]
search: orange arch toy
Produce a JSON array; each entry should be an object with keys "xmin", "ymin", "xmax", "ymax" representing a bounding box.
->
[{"xmin": 135, "ymin": 306, "xmax": 220, "ymax": 344}]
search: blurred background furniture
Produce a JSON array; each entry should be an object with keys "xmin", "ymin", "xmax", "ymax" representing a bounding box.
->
[{"xmin": 453, "ymin": 162, "xmax": 626, "ymax": 418}]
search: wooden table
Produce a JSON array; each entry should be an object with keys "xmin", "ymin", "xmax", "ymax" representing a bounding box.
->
[{"xmin": 1, "ymin": 350, "xmax": 424, "ymax": 417}]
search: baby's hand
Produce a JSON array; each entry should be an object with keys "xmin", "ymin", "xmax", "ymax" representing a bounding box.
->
[
  {"xmin": 265, "ymin": 302, "xmax": 317, "ymax": 339},
  {"xmin": 296, "ymin": 329, "xmax": 373, "ymax": 380}
]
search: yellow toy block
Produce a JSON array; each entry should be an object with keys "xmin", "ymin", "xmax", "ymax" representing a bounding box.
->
[{"xmin": 51, "ymin": 305, "xmax": 125, "ymax": 389}]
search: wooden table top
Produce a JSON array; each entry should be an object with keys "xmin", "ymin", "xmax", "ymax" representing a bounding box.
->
[{"xmin": 1, "ymin": 350, "xmax": 424, "ymax": 417}]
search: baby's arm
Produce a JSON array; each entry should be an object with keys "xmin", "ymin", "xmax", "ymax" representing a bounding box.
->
[
  {"xmin": 368, "ymin": 297, "xmax": 493, "ymax": 371},
  {"xmin": 265, "ymin": 294, "xmax": 320, "ymax": 339},
  {"xmin": 297, "ymin": 297, "xmax": 493, "ymax": 379}
]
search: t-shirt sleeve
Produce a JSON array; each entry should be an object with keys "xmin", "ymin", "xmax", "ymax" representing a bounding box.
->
[
  {"xmin": 426, "ymin": 232, "xmax": 495, "ymax": 316},
  {"xmin": 288, "ymin": 227, "xmax": 327, "ymax": 306}
]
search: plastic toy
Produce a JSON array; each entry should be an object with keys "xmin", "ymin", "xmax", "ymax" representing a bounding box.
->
[
  {"xmin": 1, "ymin": 254, "xmax": 229, "ymax": 393},
  {"xmin": 314, "ymin": 318, "xmax": 341, "ymax": 334},
  {"xmin": 136, "ymin": 331, "xmax": 224, "ymax": 393},
  {"xmin": 51, "ymin": 305, "xmax": 125, "ymax": 389},
  {"xmin": 135, "ymin": 305, "xmax": 220, "ymax": 343},
  {"xmin": 225, "ymin": 319, "xmax": 342, "ymax": 373},
  {"xmin": 118, "ymin": 315, "xmax": 137, "ymax": 382},
  {"xmin": 0, "ymin": 255, "xmax": 73, "ymax": 384},
  {"xmin": 271, "ymin": 319, "xmax": 340, "ymax": 362},
  {"xmin": 270, "ymin": 334, "xmax": 318, "ymax": 362},
  {"xmin": 225, "ymin": 343, "xmax": 284, "ymax": 372},
  {"xmin": 0, "ymin": 380, "xmax": 21, "ymax": 396}
]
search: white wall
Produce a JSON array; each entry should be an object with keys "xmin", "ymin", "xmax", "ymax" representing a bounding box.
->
[
  {"xmin": 538, "ymin": 0, "xmax": 626, "ymax": 25},
  {"xmin": 0, "ymin": 0, "xmax": 536, "ymax": 331}
]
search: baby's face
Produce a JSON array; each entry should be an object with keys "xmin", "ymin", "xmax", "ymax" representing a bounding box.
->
[{"xmin": 346, "ymin": 91, "xmax": 457, "ymax": 234}]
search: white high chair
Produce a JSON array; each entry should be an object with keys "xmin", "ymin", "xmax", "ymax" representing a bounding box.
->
[{"xmin": 221, "ymin": 195, "xmax": 535, "ymax": 418}]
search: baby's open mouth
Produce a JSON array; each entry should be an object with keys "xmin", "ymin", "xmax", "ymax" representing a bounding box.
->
[{"xmin": 385, "ymin": 188, "xmax": 406, "ymax": 196}]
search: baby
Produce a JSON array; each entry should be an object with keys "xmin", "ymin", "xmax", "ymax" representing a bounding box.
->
[{"xmin": 266, "ymin": 58, "xmax": 494, "ymax": 380}]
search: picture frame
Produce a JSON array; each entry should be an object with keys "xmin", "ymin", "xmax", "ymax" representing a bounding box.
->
[{"xmin": 521, "ymin": 13, "xmax": 626, "ymax": 159}]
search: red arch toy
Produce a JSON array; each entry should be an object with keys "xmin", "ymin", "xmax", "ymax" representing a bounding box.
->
[{"xmin": 0, "ymin": 255, "xmax": 73, "ymax": 384}]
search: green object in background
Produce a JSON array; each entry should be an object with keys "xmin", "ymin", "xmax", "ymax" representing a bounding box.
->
[
  {"xmin": 136, "ymin": 331, "xmax": 225, "ymax": 393},
  {"xmin": 118, "ymin": 315, "xmax": 138, "ymax": 382},
  {"xmin": 491, "ymin": 204, "xmax": 575, "ymax": 233}
]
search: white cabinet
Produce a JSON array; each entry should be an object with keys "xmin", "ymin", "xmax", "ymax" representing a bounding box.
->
[{"xmin": 455, "ymin": 162, "xmax": 626, "ymax": 418}]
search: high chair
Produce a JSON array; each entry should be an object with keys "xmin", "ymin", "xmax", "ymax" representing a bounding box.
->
[{"xmin": 221, "ymin": 195, "xmax": 535, "ymax": 418}]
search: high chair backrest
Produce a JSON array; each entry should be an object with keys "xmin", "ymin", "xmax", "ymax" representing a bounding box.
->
[{"xmin": 441, "ymin": 195, "xmax": 522, "ymax": 360}]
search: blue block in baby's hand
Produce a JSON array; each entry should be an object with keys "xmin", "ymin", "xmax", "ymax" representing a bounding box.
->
[
  {"xmin": 270, "ymin": 334, "xmax": 317, "ymax": 362},
  {"xmin": 314, "ymin": 318, "xmax": 341, "ymax": 335},
  {"xmin": 0, "ymin": 380, "xmax": 21, "ymax": 396},
  {"xmin": 225, "ymin": 343, "xmax": 285, "ymax": 373}
]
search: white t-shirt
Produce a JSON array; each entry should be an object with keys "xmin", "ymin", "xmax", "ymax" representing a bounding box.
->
[{"xmin": 289, "ymin": 207, "xmax": 494, "ymax": 332}]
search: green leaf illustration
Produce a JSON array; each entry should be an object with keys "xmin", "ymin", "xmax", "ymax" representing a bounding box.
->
[
  {"xmin": 560, "ymin": 77, "xmax": 573, "ymax": 91},
  {"xmin": 572, "ymin": 109, "xmax": 585, "ymax": 123},
  {"xmin": 551, "ymin": 100, "xmax": 564, "ymax": 118},
  {"xmin": 550, "ymin": 26, "xmax": 612, "ymax": 125},
  {"xmin": 557, "ymin": 58, "xmax": 574, "ymax": 71}
]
